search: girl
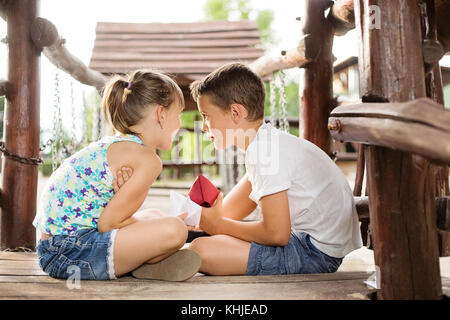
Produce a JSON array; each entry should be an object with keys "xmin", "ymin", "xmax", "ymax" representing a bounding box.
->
[{"xmin": 33, "ymin": 70, "xmax": 201, "ymax": 281}]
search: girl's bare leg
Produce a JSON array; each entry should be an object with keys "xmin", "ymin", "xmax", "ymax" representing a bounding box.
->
[
  {"xmin": 188, "ymin": 234, "xmax": 251, "ymax": 275},
  {"xmin": 113, "ymin": 216, "xmax": 188, "ymax": 277}
]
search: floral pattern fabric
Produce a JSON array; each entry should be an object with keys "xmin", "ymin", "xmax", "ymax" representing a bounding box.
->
[{"xmin": 33, "ymin": 134, "xmax": 144, "ymax": 236}]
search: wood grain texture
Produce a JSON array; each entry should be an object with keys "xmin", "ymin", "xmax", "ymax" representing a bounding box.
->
[
  {"xmin": 354, "ymin": 0, "xmax": 442, "ymax": 299},
  {"xmin": 299, "ymin": 0, "xmax": 334, "ymax": 155},
  {"xmin": 1, "ymin": 0, "xmax": 40, "ymax": 250}
]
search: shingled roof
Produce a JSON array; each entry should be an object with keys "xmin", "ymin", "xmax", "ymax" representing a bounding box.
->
[{"xmin": 89, "ymin": 20, "xmax": 265, "ymax": 86}]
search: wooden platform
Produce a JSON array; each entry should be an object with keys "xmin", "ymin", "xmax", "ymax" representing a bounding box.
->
[{"xmin": 0, "ymin": 251, "xmax": 449, "ymax": 300}]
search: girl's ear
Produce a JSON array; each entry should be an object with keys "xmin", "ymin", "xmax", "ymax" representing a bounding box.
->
[
  {"xmin": 156, "ymin": 105, "xmax": 166, "ymax": 129},
  {"xmin": 230, "ymin": 104, "xmax": 248, "ymax": 124}
]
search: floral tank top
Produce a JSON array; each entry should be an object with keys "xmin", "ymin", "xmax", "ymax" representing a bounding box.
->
[{"xmin": 33, "ymin": 134, "xmax": 144, "ymax": 236}]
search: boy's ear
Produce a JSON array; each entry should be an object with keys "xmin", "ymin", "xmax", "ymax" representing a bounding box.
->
[{"xmin": 230, "ymin": 104, "xmax": 248, "ymax": 124}]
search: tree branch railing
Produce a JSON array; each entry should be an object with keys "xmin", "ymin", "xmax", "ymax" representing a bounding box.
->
[{"xmin": 328, "ymin": 97, "xmax": 450, "ymax": 165}]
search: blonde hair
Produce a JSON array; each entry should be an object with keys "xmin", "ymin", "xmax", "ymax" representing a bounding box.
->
[{"xmin": 102, "ymin": 69, "xmax": 184, "ymax": 135}]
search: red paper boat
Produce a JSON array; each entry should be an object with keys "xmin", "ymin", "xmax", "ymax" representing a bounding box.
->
[{"xmin": 188, "ymin": 174, "xmax": 220, "ymax": 208}]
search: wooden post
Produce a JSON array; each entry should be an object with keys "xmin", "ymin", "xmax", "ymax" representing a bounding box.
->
[
  {"xmin": 1, "ymin": 0, "xmax": 41, "ymax": 250},
  {"xmin": 354, "ymin": 0, "xmax": 442, "ymax": 299},
  {"xmin": 420, "ymin": 0, "xmax": 449, "ymax": 197},
  {"xmin": 300, "ymin": 0, "xmax": 334, "ymax": 155}
]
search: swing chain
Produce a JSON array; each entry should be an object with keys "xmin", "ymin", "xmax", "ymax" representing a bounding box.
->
[
  {"xmin": 269, "ymin": 75, "xmax": 278, "ymax": 127},
  {"xmin": 278, "ymin": 70, "xmax": 289, "ymax": 133},
  {"xmin": 52, "ymin": 68, "xmax": 62, "ymax": 172},
  {"xmin": 269, "ymin": 71, "xmax": 289, "ymax": 133},
  {"xmin": 67, "ymin": 79, "xmax": 77, "ymax": 155}
]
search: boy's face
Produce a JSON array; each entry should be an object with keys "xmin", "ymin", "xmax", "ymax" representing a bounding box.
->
[{"xmin": 197, "ymin": 94, "xmax": 235, "ymax": 150}]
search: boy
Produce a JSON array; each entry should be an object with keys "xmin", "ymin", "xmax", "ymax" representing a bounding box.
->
[{"xmin": 186, "ymin": 63, "xmax": 362, "ymax": 276}]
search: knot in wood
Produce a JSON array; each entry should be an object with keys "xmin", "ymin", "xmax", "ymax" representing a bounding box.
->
[{"xmin": 328, "ymin": 119, "xmax": 341, "ymax": 132}]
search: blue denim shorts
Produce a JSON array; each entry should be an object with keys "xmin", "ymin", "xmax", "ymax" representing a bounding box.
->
[
  {"xmin": 36, "ymin": 228, "xmax": 117, "ymax": 280},
  {"xmin": 245, "ymin": 232, "xmax": 342, "ymax": 275}
]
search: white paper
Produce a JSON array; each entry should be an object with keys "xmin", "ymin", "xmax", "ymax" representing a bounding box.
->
[
  {"xmin": 169, "ymin": 190, "xmax": 202, "ymax": 226},
  {"xmin": 364, "ymin": 266, "xmax": 381, "ymax": 289}
]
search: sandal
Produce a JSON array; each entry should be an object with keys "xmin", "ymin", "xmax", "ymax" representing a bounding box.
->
[{"xmin": 131, "ymin": 249, "xmax": 201, "ymax": 281}]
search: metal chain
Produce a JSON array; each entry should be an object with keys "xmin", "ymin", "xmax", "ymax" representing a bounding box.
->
[
  {"xmin": 92, "ymin": 92, "xmax": 99, "ymax": 141},
  {"xmin": 269, "ymin": 75, "xmax": 278, "ymax": 128},
  {"xmin": 81, "ymin": 91, "xmax": 90, "ymax": 144},
  {"xmin": 0, "ymin": 141, "xmax": 43, "ymax": 166},
  {"xmin": 52, "ymin": 68, "xmax": 63, "ymax": 172},
  {"xmin": 3, "ymin": 247, "xmax": 33, "ymax": 252},
  {"xmin": 67, "ymin": 79, "xmax": 77, "ymax": 155},
  {"xmin": 278, "ymin": 70, "xmax": 290, "ymax": 133}
]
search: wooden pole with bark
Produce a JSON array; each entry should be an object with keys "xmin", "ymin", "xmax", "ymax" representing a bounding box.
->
[
  {"xmin": 420, "ymin": 0, "xmax": 449, "ymax": 198},
  {"xmin": 354, "ymin": 0, "xmax": 442, "ymax": 299},
  {"xmin": 1, "ymin": 0, "xmax": 41, "ymax": 250},
  {"xmin": 299, "ymin": 0, "xmax": 335, "ymax": 155}
]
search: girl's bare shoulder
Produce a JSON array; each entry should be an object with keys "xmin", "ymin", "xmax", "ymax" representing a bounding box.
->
[{"xmin": 107, "ymin": 141, "xmax": 161, "ymax": 173}]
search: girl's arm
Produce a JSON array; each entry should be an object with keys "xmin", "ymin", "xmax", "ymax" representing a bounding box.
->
[
  {"xmin": 200, "ymin": 190, "xmax": 291, "ymax": 246},
  {"xmin": 97, "ymin": 151, "xmax": 162, "ymax": 233}
]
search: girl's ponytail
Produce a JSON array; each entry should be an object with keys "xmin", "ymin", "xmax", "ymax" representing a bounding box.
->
[{"xmin": 101, "ymin": 70, "xmax": 184, "ymax": 135}]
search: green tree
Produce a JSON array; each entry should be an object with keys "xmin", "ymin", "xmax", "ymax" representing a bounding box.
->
[{"xmin": 203, "ymin": 0, "xmax": 276, "ymax": 47}]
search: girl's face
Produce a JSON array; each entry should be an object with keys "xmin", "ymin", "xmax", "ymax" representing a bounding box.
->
[{"xmin": 197, "ymin": 94, "xmax": 235, "ymax": 150}]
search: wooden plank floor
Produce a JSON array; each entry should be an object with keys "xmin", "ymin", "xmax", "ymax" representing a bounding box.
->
[{"xmin": 1, "ymin": 252, "xmax": 449, "ymax": 300}]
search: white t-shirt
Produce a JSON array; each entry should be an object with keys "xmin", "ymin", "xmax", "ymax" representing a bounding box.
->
[{"xmin": 245, "ymin": 122, "xmax": 363, "ymax": 258}]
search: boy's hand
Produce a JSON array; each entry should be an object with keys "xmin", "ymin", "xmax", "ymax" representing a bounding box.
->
[
  {"xmin": 112, "ymin": 167, "xmax": 133, "ymax": 193},
  {"xmin": 199, "ymin": 192, "xmax": 224, "ymax": 235}
]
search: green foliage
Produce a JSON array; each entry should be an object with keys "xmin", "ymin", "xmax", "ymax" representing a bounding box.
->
[
  {"xmin": 39, "ymin": 158, "xmax": 54, "ymax": 177},
  {"xmin": 204, "ymin": 0, "xmax": 231, "ymax": 20},
  {"xmin": 264, "ymin": 79, "xmax": 300, "ymax": 119},
  {"xmin": 203, "ymin": 0, "xmax": 276, "ymax": 47},
  {"xmin": 255, "ymin": 9, "xmax": 275, "ymax": 47}
]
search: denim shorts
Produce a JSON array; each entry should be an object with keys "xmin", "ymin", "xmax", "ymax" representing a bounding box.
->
[
  {"xmin": 36, "ymin": 228, "xmax": 117, "ymax": 280},
  {"xmin": 245, "ymin": 232, "xmax": 342, "ymax": 275}
]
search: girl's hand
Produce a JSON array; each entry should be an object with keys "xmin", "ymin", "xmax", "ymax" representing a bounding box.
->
[
  {"xmin": 199, "ymin": 192, "xmax": 224, "ymax": 235},
  {"xmin": 112, "ymin": 167, "xmax": 133, "ymax": 193}
]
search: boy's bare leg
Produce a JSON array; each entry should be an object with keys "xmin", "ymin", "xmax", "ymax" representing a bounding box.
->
[{"xmin": 189, "ymin": 234, "xmax": 251, "ymax": 275}]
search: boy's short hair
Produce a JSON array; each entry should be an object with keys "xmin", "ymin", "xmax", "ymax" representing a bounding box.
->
[{"xmin": 190, "ymin": 62, "xmax": 265, "ymax": 121}]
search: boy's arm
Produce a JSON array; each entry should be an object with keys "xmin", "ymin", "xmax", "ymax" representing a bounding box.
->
[
  {"xmin": 222, "ymin": 173, "xmax": 257, "ymax": 221},
  {"xmin": 200, "ymin": 190, "xmax": 291, "ymax": 246}
]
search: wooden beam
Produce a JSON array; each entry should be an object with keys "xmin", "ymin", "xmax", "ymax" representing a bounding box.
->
[
  {"xmin": 328, "ymin": 98, "xmax": 450, "ymax": 165},
  {"xmin": 356, "ymin": 196, "xmax": 450, "ymax": 232},
  {"xmin": 435, "ymin": 0, "xmax": 450, "ymax": 53},
  {"xmin": 328, "ymin": 0, "xmax": 450, "ymax": 52},
  {"xmin": 248, "ymin": 35, "xmax": 310, "ymax": 79},
  {"xmin": 299, "ymin": 0, "xmax": 334, "ymax": 155},
  {"xmin": 436, "ymin": 197, "xmax": 450, "ymax": 230},
  {"xmin": 421, "ymin": 0, "xmax": 450, "ymax": 197},
  {"xmin": 328, "ymin": 0, "xmax": 355, "ymax": 36},
  {"xmin": 0, "ymin": 0, "xmax": 11, "ymax": 21},
  {"xmin": 354, "ymin": 0, "xmax": 442, "ymax": 299},
  {"xmin": 1, "ymin": 0, "xmax": 40, "ymax": 250},
  {"xmin": 30, "ymin": 17, "xmax": 108, "ymax": 91}
]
